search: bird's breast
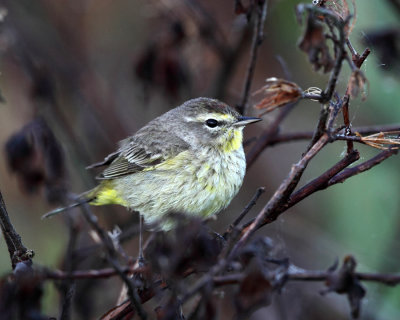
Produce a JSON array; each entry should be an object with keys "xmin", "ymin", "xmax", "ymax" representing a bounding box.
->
[{"xmin": 192, "ymin": 146, "xmax": 246, "ymax": 216}]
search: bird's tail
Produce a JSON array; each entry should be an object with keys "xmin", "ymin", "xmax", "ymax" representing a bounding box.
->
[{"xmin": 41, "ymin": 190, "xmax": 96, "ymax": 219}]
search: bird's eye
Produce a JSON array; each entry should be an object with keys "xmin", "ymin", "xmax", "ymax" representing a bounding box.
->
[{"xmin": 205, "ymin": 119, "xmax": 219, "ymax": 128}]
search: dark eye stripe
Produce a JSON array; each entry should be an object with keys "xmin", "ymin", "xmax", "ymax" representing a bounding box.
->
[{"xmin": 205, "ymin": 119, "xmax": 219, "ymax": 128}]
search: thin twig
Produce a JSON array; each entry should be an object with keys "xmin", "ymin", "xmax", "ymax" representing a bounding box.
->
[
  {"xmin": 0, "ymin": 188, "xmax": 33, "ymax": 269},
  {"xmin": 286, "ymin": 150, "xmax": 360, "ymax": 209},
  {"xmin": 328, "ymin": 148, "xmax": 398, "ymax": 186},
  {"xmin": 43, "ymin": 265, "xmax": 147, "ymax": 280},
  {"xmin": 262, "ymin": 124, "xmax": 400, "ymax": 146},
  {"xmin": 59, "ymin": 213, "xmax": 80, "ymax": 320},
  {"xmin": 242, "ymin": 144, "xmax": 399, "ymax": 232},
  {"xmin": 237, "ymin": 0, "xmax": 268, "ymax": 115},
  {"xmin": 231, "ymin": 134, "xmax": 330, "ymax": 259},
  {"xmin": 342, "ymin": 45, "xmax": 371, "ymax": 154},
  {"xmin": 305, "ymin": 103, "xmax": 331, "ymax": 152},
  {"xmin": 296, "ymin": 4, "xmax": 350, "ymax": 103},
  {"xmin": 212, "ymin": 270, "xmax": 400, "ymax": 286},
  {"xmin": 225, "ymin": 187, "xmax": 265, "ymax": 236},
  {"xmin": 78, "ymin": 204, "xmax": 147, "ymax": 320},
  {"xmin": 241, "ymin": 150, "xmax": 359, "ymax": 231}
]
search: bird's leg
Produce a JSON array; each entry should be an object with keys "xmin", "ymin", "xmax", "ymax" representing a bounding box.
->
[
  {"xmin": 203, "ymin": 222, "xmax": 227, "ymax": 247},
  {"xmin": 138, "ymin": 215, "xmax": 145, "ymax": 266}
]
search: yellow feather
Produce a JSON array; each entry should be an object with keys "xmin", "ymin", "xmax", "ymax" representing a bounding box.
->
[
  {"xmin": 223, "ymin": 129, "xmax": 243, "ymax": 153},
  {"xmin": 90, "ymin": 183, "xmax": 127, "ymax": 206}
]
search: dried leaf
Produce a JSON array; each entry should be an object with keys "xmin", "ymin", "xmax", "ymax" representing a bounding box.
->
[
  {"xmin": 99, "ymin": 300, "xmax": 133, "ymax": 320},
  {"xmin": 318, "ymin": 0, "xmax": 356, "ymax": 36},
  {"xmin": 155, "ymin": 297, "xmax": 185, "ymax": 320},
  {"xmin": 146, "ymin": 218, "xmax": 221, "ymax": 278},
  {"xmin": 235, "ymin": 267, "xmax": 272, "ymax": 316},
  {"xmin": 253, "ymin": 78, "xmax": 302, "ymax": 114},
  {"xmin": 4, "ymin": 117, "xmax": 67, "ymax": 204},
  {"xmin": 134, "ymin": 21, "xmax": 189, "ymax": 100},
  {"xmin": 0, "ymin": 263, "xmax": 46, "ymax": 320},
  {"xmin": 322, "ymin": 1, "xmax": 349, "ymax": 19},
  {"xmin": 348, "ymin": 69, "xmax": 367, "ymax": 99},
  {"xmin": 324, "ymin": 256, "xmax": 366, "ymax": 319},
  {"xmin": 356, "ymin": 131, "xmax": 400, "ymax": 150},
  {"xmin": 298, "ymin": 14, "xmax": 334, "ymax": 73}
]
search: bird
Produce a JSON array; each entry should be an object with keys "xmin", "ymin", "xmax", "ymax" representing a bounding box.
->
[{"xmin": 43, "ymin": 97, "xmax": 261, "ymax": 231}]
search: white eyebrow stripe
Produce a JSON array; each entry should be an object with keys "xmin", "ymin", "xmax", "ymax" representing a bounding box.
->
[{"xmin": 184, "ymin": 114, "xmax": 235, "ymax": 122}]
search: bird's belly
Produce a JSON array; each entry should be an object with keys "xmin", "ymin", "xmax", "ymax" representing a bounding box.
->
[
  {"xmin": 113, "ymin": 148, "xmax": 246, "ymax": 229},
  {"xmin": 190, "ymin": 151, "xmax": 246, "ymax": 217}
]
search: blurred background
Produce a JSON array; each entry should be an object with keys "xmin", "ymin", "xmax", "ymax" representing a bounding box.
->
[{"xmin": 0, "ymin": 0, "xmax": 399, "ymax": 319}]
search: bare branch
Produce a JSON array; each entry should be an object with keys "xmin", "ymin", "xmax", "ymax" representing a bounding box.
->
[
  {"xmin": 231, "ymin": 134, "xmax": 330, "ymax": 259},
  {"xmin": 225, "ymin": 187, "xmax": 266, "ymax": 237},
  {"xmin": 328, "ymin": 148, "xmax": 398, "ymax": 186},
  {"xmin": 78, "ymin": 204, "xmax": 147, "ymax": 320},
  {"xmin": 237, "ymin": 0, "xmax": 268, "ymax": 115},
  {"xmin": 0, "ymin": 189, "xmax": 33, "ymax": 269}
]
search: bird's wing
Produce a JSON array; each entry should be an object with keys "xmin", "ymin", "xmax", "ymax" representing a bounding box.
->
[
  {"xmin": 96, "ymin": 136, "xmax": 189, "ymax": 180},
  {"xmin": 86, "ymin": 151, "xmax": 120, "ymax": 169}
]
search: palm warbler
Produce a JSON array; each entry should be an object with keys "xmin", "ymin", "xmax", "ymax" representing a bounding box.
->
[{"xmin": 44, "ymin": 97, "xmax": 260, "ymax": 230}]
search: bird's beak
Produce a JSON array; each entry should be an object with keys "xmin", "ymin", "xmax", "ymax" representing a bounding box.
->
[{"xmin": 234, "ymin": 116, "xmax": 262, "ymax": 127}]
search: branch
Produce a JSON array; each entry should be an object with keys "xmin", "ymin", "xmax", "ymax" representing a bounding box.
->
[
  {"xmin": 78, "ymin": 205, "xmax": 147, "ymax": 320},
  {"xmin": 286, "ymin": 149, "xmax": 360, "ymax": 208},
  {"xmin": 237, "ymin": 0, "xmax": 268, "ymax": 115},
  {"xmin": 225, "ymin": 187, "xmax": 265, "ymax": 237},
  {"xmin": 231, "ymin": 134, "xmax": 330, "ymax": 259},
  {"xmin": 242, "ymin": 146, "xmax": 398, "ymax": 232},
  {"xmin": 328, "ymin": 148, "xmax": 398, "ymax": 186},
  {"xmin": 212, "ymin": 268, "xmax": 400, "ymax": 287},
  {"xmin": 43, "ymin": 265, "xmax": 146, "ymax": 280},
  {"xmin": 247, "ymin": 124, "xmax": 400, "ymax": 148},
  {"xmin": 341, "ymin": 46, "xmax": 371, "ymax": 154},
  {"xmin": 0, "ymin": 188, "xmax": 33, "ymax": 269}
]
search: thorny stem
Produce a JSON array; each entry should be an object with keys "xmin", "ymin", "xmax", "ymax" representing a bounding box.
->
[{"xmin": 237, "ymin": 0, "xmax": 268, "ymax": 115}]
